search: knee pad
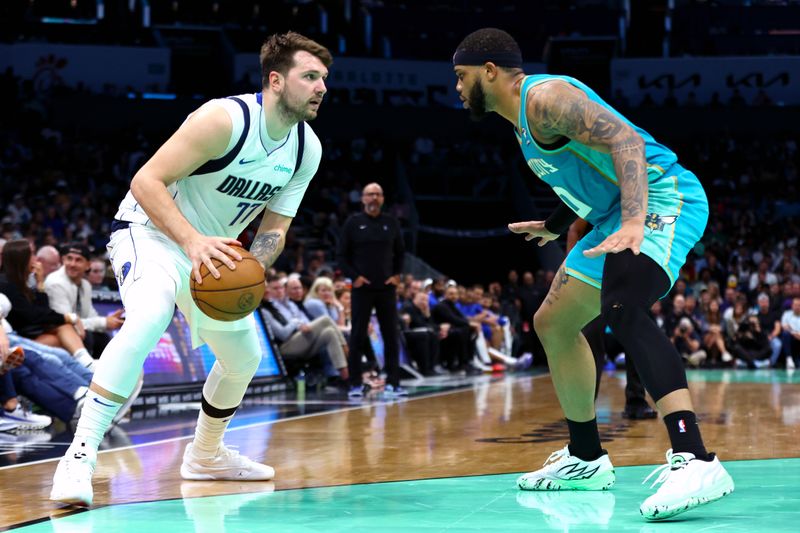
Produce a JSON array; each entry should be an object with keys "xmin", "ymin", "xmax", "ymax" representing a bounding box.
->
[{"xmin": 202, "ymin": 344, "xmax": 260, "ymax": 411}]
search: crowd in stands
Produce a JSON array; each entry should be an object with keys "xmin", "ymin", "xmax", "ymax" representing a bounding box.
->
[
  {"xmin": 257, "ymin": 265, "xmax": 535, "ymax": 393},
  {"xmin": 0, "ymin": 237, "xmax": 138, "ymax": 436}
]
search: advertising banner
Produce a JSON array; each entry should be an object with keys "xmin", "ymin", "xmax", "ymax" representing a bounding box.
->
[
  {"xmin": 612, "ymin": 57, "xmax": 800, "ymax": 106},
  {"xmin": 0, "ymin": 42, "xmax": 170, "ymax": 93}
]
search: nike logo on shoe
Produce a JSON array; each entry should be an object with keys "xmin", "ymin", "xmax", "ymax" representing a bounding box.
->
[
  {"xmin": 239, "ymin": 158, "xmax": 257, "ymax": 165},
  {"xmin": 93, "ymin": 398, "xmax": 115, "ymax": 407}
]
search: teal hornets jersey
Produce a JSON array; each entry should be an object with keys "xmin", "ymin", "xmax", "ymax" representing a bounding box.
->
[{"xmin": 516, "ymin": 75, "xmax": 681, "ymax": 231}]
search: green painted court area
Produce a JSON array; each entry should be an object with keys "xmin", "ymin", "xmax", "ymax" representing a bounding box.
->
[
  {"xmin": 684, "ymin": 369, "xmax": 800, "ymax": 384},
  {"xmin": 24, "ymin": 457, "xmax": 800, "ymax": 532}
]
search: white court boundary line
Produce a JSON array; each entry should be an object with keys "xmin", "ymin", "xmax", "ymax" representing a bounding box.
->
[{"xmin": 0, "ymin": 373, "xmax": 550, "ymax": 470}]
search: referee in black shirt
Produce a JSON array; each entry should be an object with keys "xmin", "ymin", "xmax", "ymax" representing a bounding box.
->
[{"xmin": 338, "ymin": 182, "xmax": 405, "ymax": 397}]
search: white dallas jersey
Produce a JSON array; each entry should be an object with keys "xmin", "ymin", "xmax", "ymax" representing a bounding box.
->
[{"xmin": 114, "ymin": 93, "xmax": 322, "ymax": 238}]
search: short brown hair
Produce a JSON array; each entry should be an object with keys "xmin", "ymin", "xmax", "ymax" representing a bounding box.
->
[{"xmin": 259, "ymin": 32, "xmax": 333, "ymax": 87}]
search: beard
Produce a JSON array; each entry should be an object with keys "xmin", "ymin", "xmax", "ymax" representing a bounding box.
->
[
  {"xmin": 468, "ymin": 80, "xmax": 489, "ymax": 121},
  {"xmin": 277, "ymin": 90, "xmax": 317, "ymax": 123}
]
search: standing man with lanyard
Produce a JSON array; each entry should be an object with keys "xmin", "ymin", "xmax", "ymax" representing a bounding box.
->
[{"xmin": 338, "ymin": 183, "xmax": 405, "ymax": 398}]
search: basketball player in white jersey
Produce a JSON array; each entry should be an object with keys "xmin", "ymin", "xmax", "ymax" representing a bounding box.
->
[{"xmin": 51, "ymin": 32, "xmax": 331, "ymax": 506}]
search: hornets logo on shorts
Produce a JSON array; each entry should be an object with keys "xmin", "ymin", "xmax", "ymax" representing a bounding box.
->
[{"xmin": 645, "ymin": 213, "xmax": 678, "ymax": 232}]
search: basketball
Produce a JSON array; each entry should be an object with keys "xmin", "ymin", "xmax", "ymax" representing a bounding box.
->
[{"xmin": 190, "ymin": 246, "xmax": 265, "ymax": 321}]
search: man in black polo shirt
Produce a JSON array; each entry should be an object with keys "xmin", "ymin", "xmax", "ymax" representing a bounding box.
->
[{"xmin": 338, "ymin": 182, "xmax": 405, "ymax": 398}]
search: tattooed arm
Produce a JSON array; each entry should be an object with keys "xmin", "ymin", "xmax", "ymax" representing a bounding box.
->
[
  {"xmin": 526, "ymin": 80, "xmax": 647, "ymax": 255},
  {"xmin": 251, "ymin": 209, "xmax": 294, "ymax": 271}
]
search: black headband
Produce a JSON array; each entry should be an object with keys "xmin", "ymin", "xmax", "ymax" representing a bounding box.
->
[{"xmin": 452, "ymin": 49, "xmax": 522, "ymax": 68}]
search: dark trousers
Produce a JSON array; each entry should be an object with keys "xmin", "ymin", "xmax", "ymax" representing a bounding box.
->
[
  {"xmin": 404, "ymin": 328, "xmax": 440, "ymax": 375},
  {"xmin": 778, "ymin": 331, "xmax": 800, "ymax": 367},
  {"xmin": 10, "ymin": 349, "xmax": 87, "ymax": 422},
  {"xmin": 439, "ymin": 326, "xmax": 471, "ymax": 369},
  {"xmin": 0, "ymin": 372, "xmax": 16, "ymax": 405},
  {"xmin": 348, "ymin": 287, "xmax": 400, "ymax": 387},
  {"xmin": 86, "ymin": 330, "xmax": 112, "ymax": 360}
]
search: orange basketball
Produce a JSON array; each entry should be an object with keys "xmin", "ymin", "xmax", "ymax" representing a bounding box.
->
[{"xmin": 190, "ymin": 246, "xmax": 265, "ymax": 321}]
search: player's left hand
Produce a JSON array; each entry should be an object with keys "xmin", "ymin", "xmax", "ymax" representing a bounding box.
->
[{"xmin": 583, "ymin": 222, "xmax": 644, "ymax": 257}]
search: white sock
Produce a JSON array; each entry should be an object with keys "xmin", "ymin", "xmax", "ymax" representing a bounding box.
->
[
  {"xmin": 73, "ymin": 389, "xmax": 122, "ymax": 451},
  {"xmin": 73, "ymin": 348, "xmax": 95, "ymax": 370},
  {"xmin": 191, "ymin": 410, "xmax": 234, "ymax": 459}
]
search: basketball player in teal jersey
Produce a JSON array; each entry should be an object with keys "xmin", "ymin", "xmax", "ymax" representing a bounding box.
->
[
  {"xmin": 50, "ymin": 32, "xmax": 331, "ymax": 506},
  {"xmin": 453, "ymin": 28, "xmax": 733, "ymax": 521}
]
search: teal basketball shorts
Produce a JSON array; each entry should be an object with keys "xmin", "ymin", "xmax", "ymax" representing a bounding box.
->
[{"xmin": 565, "ymin": 165, "xmax": 709, "ymax": 295}]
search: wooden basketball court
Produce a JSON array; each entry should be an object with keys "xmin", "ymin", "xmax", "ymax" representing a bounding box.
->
[{"xmin": 2, "ymin": 369, "xmax": 799, "ymax": 531}]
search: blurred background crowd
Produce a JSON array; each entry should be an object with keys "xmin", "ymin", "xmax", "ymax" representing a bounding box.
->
[{"xmin": 1, "ymin": 0, "xmax": 799, "ymax": 433}]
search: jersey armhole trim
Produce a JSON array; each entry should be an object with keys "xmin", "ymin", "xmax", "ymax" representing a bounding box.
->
[
  {"xmin": 189, "ymin": 97, "xmax": 250, "ymax": 176},
  {"xmin": 293, "ymin": 121, "xmax": 305, "ymax": 178}
]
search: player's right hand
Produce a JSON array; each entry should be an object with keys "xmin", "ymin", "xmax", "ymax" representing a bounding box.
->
[
  {"xmin": 508, "ymin": 220, "xmax": 559, "ymax": 247},
  {"xmin": 185, "ymin": 236, "xmax": 243, "ymax": 284}
]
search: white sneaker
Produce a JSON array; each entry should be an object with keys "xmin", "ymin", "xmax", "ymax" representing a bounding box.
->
[
  {"xmin": 640, "ymin": 449, "xmax": 734, "ymax": 520},
  {"xmin": 2, "ymin": 404, "xmax": 52, "ymax": 430},
  {"xmin": 180, "ymin": 442, "xmax": 275, "ymax": 481},
  {"xmin": 50, "ymin": 441, "xmax": 97, "ymax": 506},
  {"xmin": 517, "ymin": 445, "xmax": 616, "ymax": 491},
  {"xmin": 0, "ymin": 418, "xmax": 20, "ymax": 433},
  {"xmin": 472, "ymin": 357, "xmax": 493, "ymax": 372},
  {"xmin": 687, "ymin": 350, "xmax": 707, "ymax": 367},
  {"xmin": 513, "ymin": 352, "xmax": 534, "ymax": 371}
]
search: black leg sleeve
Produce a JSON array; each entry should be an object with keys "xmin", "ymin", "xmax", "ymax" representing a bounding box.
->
[{"xmin": 600, "ymin": 251, "xmax": 688, "ymax": 402}]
